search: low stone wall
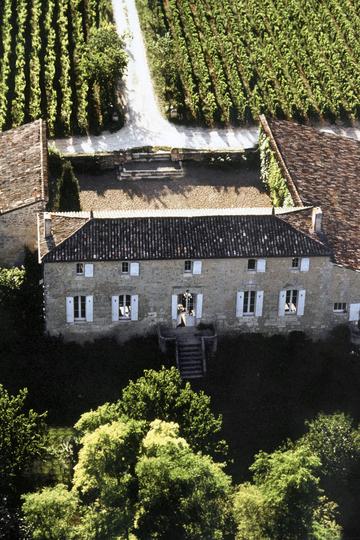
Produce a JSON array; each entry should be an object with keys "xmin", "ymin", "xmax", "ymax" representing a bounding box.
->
[{"xmin": 67, "ymin": 147, "xmax": 259, "ymax": 174}]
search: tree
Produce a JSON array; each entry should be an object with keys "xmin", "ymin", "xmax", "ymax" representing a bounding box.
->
[
  {"xmin": 84, "ymin": 25, "xmax": 127, "ymax": 88},
  {"xmin": 58, "ymin": 161, "xmax": 81, "ymax": 211},
  {"xmin": 22, "ymin": 485, "xmax": 79, "ymax": 540},
  {"xmin": 0, "ymin": 385, "xmax": 47, "ymax": 497},
  {"xmin": 135, "ymin": 420, "xmax": 234, "ymax": 540},
  {"xmin": 233, "ymin": 445, "xmax": 341, "ymax": 540},
  {"xmin": 117, "ymin": 367, "xmax": 227, "ymax": 458},
  {"xmin": 22, "ymin": 418, "xmax": 233, "ymax": 539}
]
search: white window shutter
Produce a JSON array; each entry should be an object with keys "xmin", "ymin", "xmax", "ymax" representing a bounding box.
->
[
  {"xmin": 236, "ymin": 291, "xmax": 244, "ymax": 317},
  {"xmin": 130, "ymin": 262, "xmax": 140, "ymax": 276},
  {"xmin": 84, "ymin": 263, "xmax": 94, "ymax": 277},
  {"xmin": 172, "ymin": 295, "xmax": 178, "ymax": 320},
  {"xmin": 131, "ymin": 295, "xmax": 139, "ymax": 320},
  {"xmin": 86, "ymin": 295, "xmax": 93, "ymax": 322},
  {"xmin": 257, "ymin": 258, "xmax": 266, "ymax": 272},
  {"xmin": 112, "ymin": 296, "xmax": 119, "ymax": 322},
  {"xmin": 300, "ymin": 258, "xmax": 310, "ymax": 272},
  {"xmin": 349, "ymin": 303, "xmax": 360, "ymax": 322},
  {"xmin": 255, "ymin": 291, "xmax": 264, "ymax": 317},
  {"xmin": 196, "ymin": 293, "xmax": 203, "ymax": 319},
  {"xmin": 66, "ymin": 297, "xmax": 74, "ymax": 323},
  {"xmin": 297, "ymin": 289, "xmax": 306, "ymax": 316},
  {"xmin": 193, "ymin": 260, "xmax": 202, "ymax": 274},
  {"xmin": 278, "ymin": 290, "xmax": 286, "ymax": 317}
]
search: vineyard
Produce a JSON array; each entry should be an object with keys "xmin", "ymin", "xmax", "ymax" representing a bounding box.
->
[
  {"xmin": 0, "ymin": 0, "xmax": 119, "ymax": 136},
  {"xmin": 137, "ymin": 0, "xmax": 360, "ymax": 126}
]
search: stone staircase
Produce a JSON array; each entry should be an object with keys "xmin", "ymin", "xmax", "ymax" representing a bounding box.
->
[
  {"xmin": 176, "ymin": 337, "xmax": 204, "ymax": 379},
  {"xmin": 118, "ymin": 156, "xmax": 183, "ymax": 180}
]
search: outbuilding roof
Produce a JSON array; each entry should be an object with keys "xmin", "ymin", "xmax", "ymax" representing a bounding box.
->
[
  {"xmin": 42, "ymin": 211, "xmax": 329, "ymax": 263},
  {"xmin": 0, "ymin": 120, "xmax": 48, "ymax": 214},
  {"xmin": 260, "ymin": 115, "xmax": 360, "ymax": 271}
]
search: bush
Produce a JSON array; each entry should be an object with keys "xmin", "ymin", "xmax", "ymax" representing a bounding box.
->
[{"xmin": 58, "ymin": 161, "xmax": 81, "ymax": 211}]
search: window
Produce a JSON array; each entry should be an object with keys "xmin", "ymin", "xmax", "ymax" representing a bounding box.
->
[
  {"xmin": 184, "ymin": 260, "xmax": 193, "ymax": 273},
  {"xmin": 121, "ymin": 261, "xmax": 129, "ymax": 274},
  {"xmin": 285, "ymin": 289, "xmax": 298, "ymax": 314},
  {"xmin": 247, "ymin": 258, "xmax": 266, "ymax": 272},
  {"xmin": 76, "ymin": 263, "xmax": 84, "ymax": 275},
  {"xmin": 243, "ymin": 291, "xmax": 256, "ymax": 316},
  {"xmin": 334, "ymin": 302, "xmax": 347, "ymax": 313},
  {"xmin": 74, "ymin": 295, "xmax": 86, "ymax": 320},
  {"xmin": 291, "ymin": 257, "xmax": 299, "ymax": 269},
  {"xmin": 119, "ymin": 294, "xmax": 132, "ymax": 319}
]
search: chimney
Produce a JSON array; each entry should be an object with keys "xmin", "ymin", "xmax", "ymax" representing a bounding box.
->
[
  {"xmin": 44, "ymin": 212, "xmax": 52, "ymax": 237},
  {"xmin": 311, "ymin": 207, "xmax": 323, "ymax": 233}
]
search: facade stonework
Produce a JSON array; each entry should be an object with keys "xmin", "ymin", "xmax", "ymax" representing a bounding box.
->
[
  {"xmin": 0, "ymin": 201, "xmax": 45, "ymax": 266},
  {"xmin": 43, "ymin": 256, "xmax": 360, "ymax": 342}
]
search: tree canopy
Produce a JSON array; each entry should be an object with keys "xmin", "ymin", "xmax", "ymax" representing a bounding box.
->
[
  {"xmin": 22, "ymin": 418, "xmax": 233, "ymax": 539},
  {"xmin": 0, "ymin": 385, "xmax": 47, "ymax": 497},
  {"xmin": 84, "ymin": 25, "xmax": 127, "ymax": 87}
]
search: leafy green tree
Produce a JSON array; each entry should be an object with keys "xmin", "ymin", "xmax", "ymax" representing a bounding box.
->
[
  {"xmin": 84, "ymin": 25, "xmax": 127, "ymax": 88},
  {"xmin": 0, "ymin": 385, "xmax": 47, "ymax": 496},
  {"xmin": 299, "ymin": 413, "xmax": 360, "ymax": 535},
  {"xmin": 233, "ymin": 445, "xmax": 341, "ymax": 540},
  {"xmin": 73, "ymin": 419, "xmax": 146, "ymax": 539},
  {"xmin": 117, "ymin": 367, "xmax": 227, "ymax": 458},
  {"xmin": 22, "ymin": 484, "xmax": 79, "ymax": 540},
  {"xmin": 135, "ymin": 420, "xmax": 234, "ymax": 540},
  {"xmin": 58, "ymin": 161, "xmax": 81, "ymax": 211}
]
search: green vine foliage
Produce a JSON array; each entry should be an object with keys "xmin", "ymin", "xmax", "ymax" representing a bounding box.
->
[{"xmin": 259, "ymin": 129, "xmax": 294, "ymax": 207}]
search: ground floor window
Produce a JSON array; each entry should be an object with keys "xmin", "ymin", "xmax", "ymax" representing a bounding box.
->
[
  {"xmin": 243, "ymin": 291, "xmax": 256, "ymax": 315},
  {"xmin": 119, "ymin": 294, "xmax": 132, "ymax": 319},
  {"xmin": 74, "ymin": 295, "xmax": 86, "ymax": 320},
  {"xmin": 285, "ymin": 289, "xmax": 298, "ymax": 314}
]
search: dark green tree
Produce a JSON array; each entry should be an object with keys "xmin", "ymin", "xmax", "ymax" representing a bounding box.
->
[
  {"xmin": 0, "ymin": 385, "xmax": 47, "ymax": 497},
  {"xmin": 84, "ymin": 25, "xmax": 127, "ymax": 88},
  {"xmin": 58, "ymin": 161, "xmax": 81, "ymax": 211},
  {"xmin": 75, "ymin": 367, "xmax": 227, "ymax": 459}
]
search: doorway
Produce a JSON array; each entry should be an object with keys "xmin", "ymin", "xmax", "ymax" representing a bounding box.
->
[{"xmin": 177, "ymin": 291, "xmax": 196, "ymax": 327}]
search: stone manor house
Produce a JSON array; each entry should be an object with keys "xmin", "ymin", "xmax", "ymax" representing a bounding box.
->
[{"xmin": 1, "ymin": 117, "xmax": 359, "ymax": 350}]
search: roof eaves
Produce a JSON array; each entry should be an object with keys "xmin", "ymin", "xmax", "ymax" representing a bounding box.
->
[{"xmin": 259, "ymin": 115, "xmax": 304, "ymax": 207}]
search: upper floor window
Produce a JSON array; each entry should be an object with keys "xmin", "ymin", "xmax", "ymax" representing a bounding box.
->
[
  {"xmin": 285, "ymin": 289, "xmax": 298, "ymax": 314},
  {"xmin": 122, "ymin": 261, "xmax": 129, "ymax": 274},
  {"xmin": 184, "ymin": 260, "xmax": 193, "ymax": 273},
  {"xmin": 333, "ymin": 302, "xmax": 347, "ymax": 313},
  {"xmin": 183, "ymin": 260, "xmax": 202, "ymax": 275},
  {"xmin": 247, "ymin": 258, "xmax": 266, "ymax": 272},
  {"xmin": 291, "ymin": 257, "xmax": 299, "ymax": 269},
  {"xmin": 76, "ymin": 263, "xmax": 93, "ymax": 277}
]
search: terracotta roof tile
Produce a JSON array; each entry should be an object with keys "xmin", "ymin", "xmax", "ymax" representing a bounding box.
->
[
  {"xmin": 260, "ymin": 115, "xmax": 360, "ymax": 270},
  {"xmin": 0, "ymin": 120, "xmax": 48, "ymax": 213}
]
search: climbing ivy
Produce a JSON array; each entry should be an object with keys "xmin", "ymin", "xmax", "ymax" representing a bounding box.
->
[{"xmin": 259, "ymin": 129, "xmax": 293, "ymax": 207}]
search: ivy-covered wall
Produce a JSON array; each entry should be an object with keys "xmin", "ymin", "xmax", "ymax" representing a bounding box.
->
[{"xmin": 259, "ymin": 129, "xmax": 294, "ymax": 207}]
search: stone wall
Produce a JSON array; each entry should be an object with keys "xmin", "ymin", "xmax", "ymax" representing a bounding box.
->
[
  {"xmin": 0, "ymin": 201, "xmax": 44, "ymax": 266},
  {"xmin": 43, "ymin": 255, "xmax": 360, "ymax": 342}
]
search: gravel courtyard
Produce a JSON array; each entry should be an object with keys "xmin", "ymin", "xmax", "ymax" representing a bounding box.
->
[{"xmin": 78, "ymin": 162, "xmax": 271, "ymax": 211}]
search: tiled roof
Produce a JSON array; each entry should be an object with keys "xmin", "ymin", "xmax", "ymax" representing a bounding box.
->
[
  {"xmin": 260, "ymin": 115, "xmax": 360, "ymax": 270},
  {"xmin": 42, "ymin": 213, "xmax": 329, "ymax": 263},
  {"xmin": 0, "ymin": 120, "xmax": 48, "ymax": 214}
]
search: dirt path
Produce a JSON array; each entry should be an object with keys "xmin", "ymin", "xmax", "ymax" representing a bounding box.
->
[{"xmin": 52, "ymin": 0, "xmax": 360, "ymax": 155}]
